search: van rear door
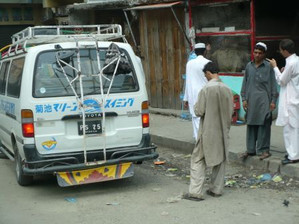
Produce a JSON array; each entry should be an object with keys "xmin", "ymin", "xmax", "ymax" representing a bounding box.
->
[{"xmin": 32, "ymin": 47, "xmax": 143, "ymax": 155}]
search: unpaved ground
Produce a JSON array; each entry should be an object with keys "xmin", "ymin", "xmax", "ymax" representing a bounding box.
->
[{"xmin": 1, "ymin": 147, "xmax": 299, "ymax": 224}]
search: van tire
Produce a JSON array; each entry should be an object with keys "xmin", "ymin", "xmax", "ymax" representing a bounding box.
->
[{"xmin": 14, "ymin": 144, "xmax": 33, "ymax": 186}]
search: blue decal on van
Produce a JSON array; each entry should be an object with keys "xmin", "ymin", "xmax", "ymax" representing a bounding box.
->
[
  {"xmin": 0, "ymin": 100, "xmax": 15, "ymax": 115},
  {"xmin": 42, "ymin": 137, "xmax": 57, "ymax": 150},
  {"xmin": 84, "ymin": 98, "xmax": 101, "ymax": 113},
  {"xmin": 35, "ymin": 98, "xmax": 134, "ymax": 114}
]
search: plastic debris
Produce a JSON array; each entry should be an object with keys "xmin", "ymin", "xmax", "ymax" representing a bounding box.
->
[
  {"xmin": 167, "ymin": 168, "xmax": 178, "ymax": 172},
  {"xmin": 257, "ymin": 173, "xmax": 272, "ymax": 181},
  {"xmin": 172, "ymin": 153, "xmax": 184, "ymax": 158},
  {"xmin": 272, "ymin": 175, "xmax": 282, "ymax": 183},
  {"xmin": 225, "ymin": 180, "xmax": 237, "ymax": 187},
  {"xmin": 247, "ymin": 177, "xmax": 258, "ymax": 185},
  {"xmin": 165, "ymin": 173, "xmax": 176, "ymax": 177},
  {"xmin": 252, "ymin": 212, "xmax": 261, "ymax": 216},
  {"xmin": 106, "ymin": 202, "xmax": 120, "ymax": 206},
  {"xmin": 283, "ymin": 200, "xmax": 289, "ymax": 207},
  {"xmin": 154, "ymin": 160, "xmax": 166, "ymax": 165},
  {"xmin": 64, "ymin": 197, "xmax": 77, "ymax": 203}
]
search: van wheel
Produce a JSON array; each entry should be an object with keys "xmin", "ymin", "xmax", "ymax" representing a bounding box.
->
[{"xmin": 14, "ymin": 144, "xmax": 33, "ymax": 186}]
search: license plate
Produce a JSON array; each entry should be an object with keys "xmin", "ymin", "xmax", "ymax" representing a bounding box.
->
[{"xmin": 78, "ymin": 120, "xmax": 102, "ymax": 135}]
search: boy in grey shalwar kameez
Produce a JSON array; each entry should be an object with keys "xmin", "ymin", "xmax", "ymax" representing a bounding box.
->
[{"xmin": 240, "ymin": 42, "xmax": 278, "ymax": 160}]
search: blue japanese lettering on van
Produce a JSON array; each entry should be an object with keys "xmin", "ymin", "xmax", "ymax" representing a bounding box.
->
[
  {"xmin": 0, "ymin": 100, "xmax": 15, "ymax": 115},
  {"xmin": 35, "ymin": 98, "xmax": 134, "ymax": 114},
  {"xmin": 105, "ymin": 98, "xmax": 134, "ymax": 108}
]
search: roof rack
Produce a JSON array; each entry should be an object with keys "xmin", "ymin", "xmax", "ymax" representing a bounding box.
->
[{"xmin": 1, "ymin": 24, "xmax": 126, "ymax": 59}]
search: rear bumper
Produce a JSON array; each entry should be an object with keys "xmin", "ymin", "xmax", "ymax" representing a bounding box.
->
[{"xmin": 22, "ymin": 134, "xmax": 158, "ymax": 175}]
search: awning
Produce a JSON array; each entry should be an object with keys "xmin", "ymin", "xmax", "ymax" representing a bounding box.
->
[{"xmin": 124, "ymin": 1, "xmax": 182, "ymax": 11}]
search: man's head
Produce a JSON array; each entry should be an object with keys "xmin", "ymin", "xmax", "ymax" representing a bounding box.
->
[
  {"xmin": 279, "ymin": 39, "xmax": 295, "ymax": 58},
  {"xmin": 194, "ymin": 43, "xmax": 206, "ymax": 56},
  {"xmin": 203, "ymin": 62, "xmax": 219, "ymax": 81},
  {"xmin": 253, "ymin": 42, "xmax": 267, "ymax": 63}
]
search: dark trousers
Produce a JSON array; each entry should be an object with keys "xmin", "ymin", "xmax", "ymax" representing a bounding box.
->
[{"xmin": 246, "ymin": 114, "xmax": 272, "ymax": 155}]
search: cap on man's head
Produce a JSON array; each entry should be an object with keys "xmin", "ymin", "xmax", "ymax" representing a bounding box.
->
[
  {"xmin": 194, "ymin": 43, "xmax": 206, "ymax": 49},
  {"xmin": 256, "ymin": 42, "xmax": 267, "ymax": 51}
]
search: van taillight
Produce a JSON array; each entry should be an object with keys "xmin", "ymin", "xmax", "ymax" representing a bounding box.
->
[
  {"xmin": 21, "ymin": 109, "xmax": 34, "ymax": 137},
  {"xmin": 142, "ymin": 101, "xmax": 149, "ymax": 128}
]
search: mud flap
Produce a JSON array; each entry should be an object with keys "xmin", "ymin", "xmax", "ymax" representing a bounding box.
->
[{"xmin": 56, "ymin": 162, "xmax": 134, "ymax": 187}]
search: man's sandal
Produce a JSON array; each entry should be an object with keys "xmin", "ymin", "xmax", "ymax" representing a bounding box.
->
[
  {"xmin": 206, "ymin": 190, "xmax": 221, "ymax": 197},
  {"xmin": 239, "ymin": 152, "xmax": 256, "ymax": 161},
  {"xmin": 182, "ymin": 193, "xmax": 204, "ymax": 201},
  {"xmin": 259, "ymin": 152, "xmax": 271, "ymax": 160}
]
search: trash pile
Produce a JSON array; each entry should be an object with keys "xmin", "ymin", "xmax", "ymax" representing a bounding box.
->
[
  {"xmin": 224, "ymin": 172, "xmax": 298, "ymax": 190},
  {"xmin": 151, "ymin": 153, "xmax": 299, "ymax": 191}
]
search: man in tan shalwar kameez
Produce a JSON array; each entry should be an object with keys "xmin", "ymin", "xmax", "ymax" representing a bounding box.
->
[{"xmin": 183, "ymin": 62, "xmax": 233, "ymax": 201}]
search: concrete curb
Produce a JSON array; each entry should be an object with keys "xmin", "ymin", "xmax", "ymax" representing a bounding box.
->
[
  {"xmin": 151, "ymin": 134, "xmax": 299, "ymax": 179},
  {"xmin": 151, "ymin": 134, "xmax": 194, "ymax": 154}
]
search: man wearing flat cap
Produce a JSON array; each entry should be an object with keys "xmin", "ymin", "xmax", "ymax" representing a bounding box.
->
[
  {"xmin": 240, "ymin": 42, "xmax": 278, "ymax": 160},
  {"xmin": 183, "ymin": 43, "xmax": 210, "ymax": 140}
]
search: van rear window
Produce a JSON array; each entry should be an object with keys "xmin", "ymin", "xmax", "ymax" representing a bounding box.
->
[{"xmin": 33, "ymin": 49, "xmax": 138, "ymax": 98}]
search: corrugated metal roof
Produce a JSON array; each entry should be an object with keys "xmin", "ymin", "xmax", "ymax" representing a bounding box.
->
[
  {"xmin": 125, "ymin": 1, "xmax": 182, "ymax": 10},
  {"xmin": 67, "ymin": 0, "xmax": 130, "ymax": 11},
  {"xmin": 67, "ymin": 1, "xmax": 182, "ymax": 12}
]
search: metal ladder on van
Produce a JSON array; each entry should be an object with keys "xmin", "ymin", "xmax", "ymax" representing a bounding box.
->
[
  {"xmin": 8, "ymin": 25, "xmax": 127, "ymax": 165},
  {"xmin": 56, "ymin": 39, "xmax": 123, "ymax": 165},
  {"xmin": 54, "ymin": 26, "xmax": 126, "ymax": 166}
]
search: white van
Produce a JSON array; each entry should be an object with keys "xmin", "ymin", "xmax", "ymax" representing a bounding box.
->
[{"xmin": 0, "ymin": 25, "xmax": 158, "ymax": 187}]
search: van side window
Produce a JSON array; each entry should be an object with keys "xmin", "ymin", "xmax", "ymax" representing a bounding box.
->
[
  {"xmin": 7, "ymin": 57, "xmax": 25, "ymax": 98},
  {"xmin": 0, "ymin": 61, "xmax": 10, "ymax": 95}
]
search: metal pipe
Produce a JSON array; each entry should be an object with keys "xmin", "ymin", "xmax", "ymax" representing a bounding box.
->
[
  {"xmin": 171, "ymin": 6, "xmax": 191, "ymax": 46},
  {"xmin": 250, "ymin": 0, "xmax": 256, "ymax": 60},
  {"xmin": 0, "ymin": 147, "xmax": 15, "ymax": 161},
  {"xmin": 123, "ymin": 10, "xmax": 138, "ymax": 48}
]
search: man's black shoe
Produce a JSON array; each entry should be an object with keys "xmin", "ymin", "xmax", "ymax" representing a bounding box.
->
[{"xmin": 281, "ymin": 158, "xmax": 299, "ymax": 165}]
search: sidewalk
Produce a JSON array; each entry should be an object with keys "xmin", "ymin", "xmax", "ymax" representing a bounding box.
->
[{"xmin": 149, "ymin": 107, "xmax": 299, "ymax": 179}]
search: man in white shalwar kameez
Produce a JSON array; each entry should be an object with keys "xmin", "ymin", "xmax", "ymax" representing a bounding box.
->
[
  {"xmin": 269, "ymin": 39, "xmax": 299, "ymax": 164},
  {"xmin": 183, "ymin": 43, "xmax": 210, "ymax": 140}
]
